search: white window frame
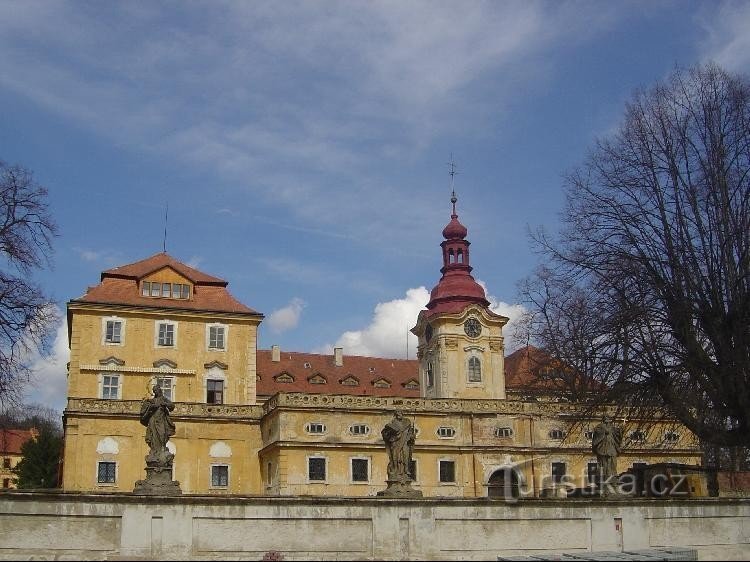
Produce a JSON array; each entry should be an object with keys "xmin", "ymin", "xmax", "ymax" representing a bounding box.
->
[
  {"xmin": 436, "ymin": 426, "xmax": 456, "ymax": 439},
  {"xmin": 155, "ymin": 376, "xmax": 175, "ymax": 402},
  {"xmin": 438, "ymin": 458, "xmax": 457, "ymax": 484},
  {"xmin": 96, "ymin": 460, "xmax": 117, "ymax": 486},
  {"xmin": 306, "ymin": 455, "xmax": 327, "ymax": 483},
  {"xmin": 206, "ymin": 323, "xmax": 228, "ymax": 351},
  {"xmin": 101, "ymin": 316, "xmax": 125, "ymax": 346},
  {"xmin": 305, "ymin": 422, "xmax": 327, "ymax": 435},
  {"xmin": 494, "ymin": 426, "xmax": 514, "ymax": 439},
  {"xmin": 350, "ymin": 456, "xmax": 371, "ymax": 484},
  {"xmin": 349, "ymin": 424, "xmax": 370, "ymax": 436},
  {"xmin": 206, "ymin": 378, "xmax": 224, "ymax": 405},
  {"xmin": 155, "ymin": 320, "xmax": 178, "ymax": 348},
  {"xmin": 98, "ymin": 373, "xmax": 122, "ymax": 400},
  {"xmin": 210, "ymin": 463, "xmax": 230, "ymax": 489}
]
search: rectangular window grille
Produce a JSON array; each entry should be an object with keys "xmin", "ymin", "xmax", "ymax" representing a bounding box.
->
[
  {"xmin": 211, "ymin": 465, "xmax": 229, "ymax": 487},
  {"xmin": 102, "ymin": 375, "xmax": 119, "ymax": 399},
  {"xmin": 551, "ymin": 462, "xmax": 566, "ymax": 484},
  {"xmin": 206, "ymin": 379, "xmax": 224, "ymax": 404},
  {"xmin": 664, "ymin": 432, "xmax": 679, "ymax": 443},
  {"xmin": 97, "ymin": 461, "xmax": 116, "ymax": 484},
  {"xmin": 439, "ymin": 460, "xmax": 455, "ymax": 483},
  {"xmin": 105, "ymin": 320, "xmax": 122, "ymax": 343},
  {"xmin": 308, "ymin": 457, "xmax": 326, "ymax": 481},
  {"xmin": 350, "ymin": 424, "xmax": 370, "ymax": 436},
  {"xmin": 157, "ymin": 377, "xmax": 173, "ymax": 401},
  {"xmin": 587, "ymin": 462, "xmax": 598, "ymax": 484},
  {"xmin": 158, "ymin": 323, "xmax": 174, "ymax": 346},
  {"xmin": 408, "ymin": 460, "xmax": 417, "ymax": 481},
  {"xmin": 351, "ymin": 458, "xmax": 369, "ymax": 482},
  {"xmin": 209, "ymin": 326, "xmax": 225, "ymax": 349}
]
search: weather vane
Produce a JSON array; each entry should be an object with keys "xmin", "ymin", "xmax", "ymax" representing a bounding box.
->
[{"xmin": 447, "ymin": 153, "xmax": 458, "ymax": 215}]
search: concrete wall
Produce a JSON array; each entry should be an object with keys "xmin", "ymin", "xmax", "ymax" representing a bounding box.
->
[{"xmin": 1, "ymin": 492, "xmax": 748, "ymax": 560}]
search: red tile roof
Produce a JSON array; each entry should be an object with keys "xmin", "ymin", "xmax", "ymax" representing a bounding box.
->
[
  {"xmin": 256, "ymin": 350, "xmax": 421, "ymax": 398},
  {"xmin": 0, "ymin": 429, "xmax": 36, "ymax": 455},
  {"xmin": 257, "ymin": 347, "xmax": 553, "ymax": 397},
  {"xmin": 71, "ymin": 253, "xmax": 261, "ymax": 316},
  {"xmin": 504, "ymin": 345, "xmax": 603, "ymax": 392}
]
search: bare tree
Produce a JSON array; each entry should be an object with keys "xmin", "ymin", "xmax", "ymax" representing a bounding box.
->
[
  {"xmin": 0, "ymin": 161, "xmax": 58, "ymax": 408},
  {"xmin": 521, "ymin": 64, "xmax": 750, "ymax": 447}
]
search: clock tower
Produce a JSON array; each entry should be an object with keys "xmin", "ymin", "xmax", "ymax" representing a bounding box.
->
[{"xmin": 412, "ymin": 191, "xmax": 508, "ymax": 399}]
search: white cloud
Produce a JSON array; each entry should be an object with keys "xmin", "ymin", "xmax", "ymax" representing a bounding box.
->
[
  {"xmin": 0, "ymin": 2, "xmax": 626, "ymax": 246},
  {"xmin": 479, "ymin": 280, "xmax": 528, "ymax": 353},
  {"xmin": 323, "ymin": 287, "xmax": 429, "ymax": 359},
  {"xmin": 23, "ymin": 313, "xmax": 69, "ymax": 413},
  {"xmin": 320, "ymin": 283, "xmax": 527, "ymax": 359},
  {"xmin": 186, "ymin": 255, "xmax": 203, "ymax": 269},
  {"xmin": 267, "ymin": 297, "xmax": 306, "ymax": 334},
  {"xmin": 698, "ymin": 1, "xmax": 750, "ymax": 72}
]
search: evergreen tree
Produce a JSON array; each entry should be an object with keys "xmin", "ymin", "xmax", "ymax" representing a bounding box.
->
[{"xmin": 12, "ymin": 426, "xmax": 62, "ymax": 489}]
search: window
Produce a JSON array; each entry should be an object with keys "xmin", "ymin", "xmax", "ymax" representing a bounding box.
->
[
  {"xmin": 305, "ymin": 422, "xmax": 326, "ymax": 435},
  {"xmin": 494, "ymin": 427, "xmax": 514, "ymax": 438},
  {"xmin": 408, "ymin": 460, "xmax": 417, "ymax": 481},
  {"xmin": 349, "ymin": 424, "xmax": 370, "ymax": 436},
  {"xmin": 208, "ymin": 325, "xmax": 226, "ymax": 350},
  {"xmin": 587, "ymin": 462, "xmax": 598, "ymax": 485},
  {"xmin": 351, "ymin": 458, "xmax": 369, "ymax": 482},
  {"xmin": 206, "ymin": 379, "xmax": 224, "ymax": 404},
  {"xmin": 468, "ymin": 356, "xmax": 482, "ymax": 382},
  {"xmin": 104, "ymin": 319, "xmax": 122, "ymax": 344},
  {"xmin": 439, "ymin": 460, "xmax": 456, "ymax": 483},
  {"xmin": 303, "ymin": 362, "xmax": 312, "ymax": 369},
  {"xmin": 157, "ymin": 322, "xmax": 175, "ymax": 347},
  {"xmin": 2, "ymin": 457, "xmax": 10, "ymax": 469},
  {"xmin": 549, "ymin": 429, "xmax": 567, "ymax": 440},
  {"xmin": 267, "ymin": 462, "xmax": 273, "ymax": 486},
  {"xmin": 211, "ymin": 465, "xmax": 229, "ymax": 487},
  {"xmin": 630, "ymin": 430, "xmax": 646, "ymax": 442},
  {"xmin": 664, "ymin": 432, "xmax": 680, "ymax": 443},
  {"xmin": 2, "ymin": 478, "xmax": 8, "ymax": 488},
  {"xmin": 97, "ymin": 461, "xmax": 116, "ymax": 484},
  {"xmin": 437, "ymin": 426, "xmax": 456, "ymax": 438},
  {"xmin": 308, "ymin": 457, "xmax": 326, "ymax": 481},
  {"xmin": 156, "ymin": 377, "xmax": 173, "ymax": 401},
  {"xmin": 102, "ymin": 375, "xmax": 120, "ymax": 399},
  {"xmin": 142, "ymin": 281, "xmax": 190, "ymax": 300},
  {"xmin": 551, "ymin": 462, "xmax": 566, "ymax": 484},
  {"xmin": 584, "ymin": 431, "xmax": 594, "ymax": 440},
  {"xmin": 426, "ymin": 362, "xmax": 434, "ymax": 387}
]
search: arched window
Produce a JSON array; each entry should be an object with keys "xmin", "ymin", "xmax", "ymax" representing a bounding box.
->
[
  {"xmin": 448, "ymin": 248, "xmax": 455, "ymax": 263},
  {"xmin": 426, "ymin": 361, "xmax": 434, "ymax": 387},
  {"xmin": 457, "ymin": 249, "xmax": 464, "ymax": 263},
  {"xmin": 468, "ymin": 356, "xmax": 481, "ymax": 382}
]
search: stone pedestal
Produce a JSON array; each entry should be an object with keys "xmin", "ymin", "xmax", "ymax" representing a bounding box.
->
[
  {"xmin": 133, "ymin": 450, "xmax": 182, "ymax": 496},
  {"xmin": 377, "ymin": 479, "xmax": 423, "ymax": 498}
]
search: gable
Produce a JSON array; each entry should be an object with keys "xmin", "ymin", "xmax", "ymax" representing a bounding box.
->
[
  {"xmin": 340, "ymin": 375, "xmax": 359, "ymax": 387},
  {"xmin": 274, "ymin": 372, "xmax": 295, "ymax": 383},
  {"xmin": 372, "ymin": 377, "xmax": 391, "ymax": 388},
  {"xmin": 307, "ymin": 373, "xmax": 327, "ymax": 385}
]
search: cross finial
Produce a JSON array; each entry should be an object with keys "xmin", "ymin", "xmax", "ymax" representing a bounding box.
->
[{"xmin": 447, "ymin": 154, "xmax": 458, "ymax": 216}]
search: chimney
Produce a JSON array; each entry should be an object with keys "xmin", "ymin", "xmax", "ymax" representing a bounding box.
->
[
  {"xmin": 272, "ymin": 345, "xmax": 280, "ymax": 362},
  {"xmin": 334, "ymin": 347, "xmax": 343, "ymax": 367}
]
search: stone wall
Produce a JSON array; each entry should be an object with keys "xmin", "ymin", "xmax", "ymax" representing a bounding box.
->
[{"xmin": 0, "ymin": 492, "xmax": 748, "ymax": 560}]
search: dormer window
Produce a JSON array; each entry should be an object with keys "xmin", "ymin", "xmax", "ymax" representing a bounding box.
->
[
  {"xmin": 340, "ymin": 375, "xmax": 359, "ymax": 387},
  {"xmin": 141, "ymin": 281, "xmax": 191, "ymax": 300}
]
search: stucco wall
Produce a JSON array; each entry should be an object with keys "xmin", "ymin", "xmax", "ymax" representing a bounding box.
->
[{"xmin": 0, "ymin": 492, "xmax": 748, "ymax": 560}]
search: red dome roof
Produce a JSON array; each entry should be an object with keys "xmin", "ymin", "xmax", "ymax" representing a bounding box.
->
[{"xmin": 442, "ymin": 214, "xmax": 467, "ymax": 239}]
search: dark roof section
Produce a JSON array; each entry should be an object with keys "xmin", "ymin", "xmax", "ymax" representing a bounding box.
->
[
  {"xmin": 101, "ymin": 252, "xmax": 227, "ymax": 285},
  {"xmin": 0, "ymin": 428, "xmax": 36, "ymax": 455},
  {"xmin": 257, "ymin": 350, "xmax": 421, "ymax": 397}
]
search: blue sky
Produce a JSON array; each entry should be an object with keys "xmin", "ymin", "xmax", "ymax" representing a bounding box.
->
[{"xmin": 1, "ymin": 1, "xmax": 749, "ymax": 411}]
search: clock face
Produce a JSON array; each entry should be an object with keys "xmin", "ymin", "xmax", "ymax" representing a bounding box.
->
[
  {"xmin": 464, "ymin": 318, "xmax": 482, "ymax": 338},
  {"xmin": 425, "ymin": 324, "xmax": 433, "ymax": 343}
]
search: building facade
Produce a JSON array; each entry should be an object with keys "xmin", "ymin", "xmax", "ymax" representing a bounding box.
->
[
  {"xmin": 1, "ymin": 428, "xmax": 38, "ymax": 489},
  {"xmin": 61, "ymin": 198, "xmax": 701, "ymax": 496}
]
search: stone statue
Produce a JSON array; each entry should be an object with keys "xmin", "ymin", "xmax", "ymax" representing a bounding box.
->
[
  {"xmin": 377, "ymin": 411, "xmax": 422, "ymax": 498},
  {"xmin": 134, "ymin": 384, "xmax": 182, "ymax": 495},
  {"xmin": 592, "ymin": 415, "xmax": 623, "ymax": 491}
]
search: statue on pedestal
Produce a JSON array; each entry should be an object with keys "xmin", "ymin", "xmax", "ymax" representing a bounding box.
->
[
  {"xmin": 134, "ymin": 384, "xmax": 182, "ymax": 495},
  {"xmin": 592, "ymin": 415, "xmax": 623, "ymax": 495},
  {"xmin": 377, "ymin": 411, "xmax": 422, "ymax": 498}
]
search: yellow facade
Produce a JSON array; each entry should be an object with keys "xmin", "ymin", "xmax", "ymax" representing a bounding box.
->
[{"xmin": 62, "ymin": 252, "xmax": 703, "ymax": 497}]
